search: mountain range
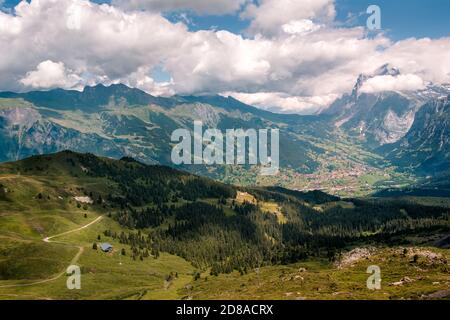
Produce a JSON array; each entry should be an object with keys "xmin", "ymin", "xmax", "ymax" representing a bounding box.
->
[{"xmin": 0, "ymin": 65, "xmax": 449, "ymax": 195}]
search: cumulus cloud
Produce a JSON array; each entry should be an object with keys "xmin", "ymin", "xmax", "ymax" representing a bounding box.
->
[
  {"xmin": 224, "ymin": 91, "xmax": 339, "ymax": 114},
  {"xmin": 124, "ymin": 67, "xmax": 175, "ymax": 96},
  {"xmin": 0, "ymin": 0, "xmax": 449, "ymax": 114},
  {"xmin": 242, "ymin": 0, "xmax": 335, "ymax": 36},
  {"xmin": 360, "ymin": 74, "xmax": 426, "ymax": 94},
  {"xmin": 112, "ymin": 0, "xmax": 249, "ymax": 15},
  {"xmin": 163, "ymin": 25, "xmax": 391, "ymax": 99},
  {"xmin": 282, "ymin": 19, "xmax": 322, "ymax": 35},
  {"xmin": 20, "ymin": 60, "xmax": 81, "ymax": 89},
  {"xmin": 379, "ymin": 38, "xmax": 450, "ymax": 86},
  {"xmin": 0, "ymin": 0, "xmax": 187, "ymax": 92}
]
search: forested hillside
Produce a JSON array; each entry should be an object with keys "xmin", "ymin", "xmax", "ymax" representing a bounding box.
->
[{"xmin": 2, "ymin": 151, "xmax": 448, "ymax": 276}]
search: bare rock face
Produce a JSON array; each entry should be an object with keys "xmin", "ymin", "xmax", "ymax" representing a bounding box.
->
[
  {"xmin": 0, "ymin": 106, "xmax": 41, "ymax": 128},
  {"xmin": 374, "ymin": 109, "xmax": 416, "ymax": 145},
  {"xmin": 335, "ymin": 247, "xmax": 377, "ymax": 269},
  {"xmin": 382, "ymin": 97, "xmax": 450, "ymax": 174}
]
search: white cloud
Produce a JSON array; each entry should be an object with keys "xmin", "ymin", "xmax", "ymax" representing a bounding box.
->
[
  {"xmin": 112, "ymin": 0, "xmax": 249, "ymax": 15},
  {"xmin": 360, "ymin": 74, "xmax": 426, "ymax": 94},
  {"xmin": 282, "ymin": 19, "xmax": 322, "ymax": 35},
  {"xmin": 123, "ymin": 67, "xmax": 175, "ymax": 97},
  {"xmin": 0, "ymin": 0, "xmax": 449, "ymax": 114},
  {"xmin": 0, "ymin": 8, "xmax": 21, "ymax": 34},
  {"xmin": 242, "ymin": 0, "xmax": 335, "ymax": 36},
  {"xmin": 379, "ymin": 38, "xmax": 450, "ymax": 85},
  {"xmin": 224, "ymin": 91, "xmax": 339, "ymax": 114},
  {"xmin": 20, "ymin": 60, "xmax": 81, "ymax": 89},
  {"xmin": 0, "ymin": 0, "xmax": 188, "ymax": 92}
]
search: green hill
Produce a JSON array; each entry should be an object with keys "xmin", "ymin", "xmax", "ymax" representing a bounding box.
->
[{"xmin": 0, "ymin": 151, "xmax": 449, "ymax": 300}]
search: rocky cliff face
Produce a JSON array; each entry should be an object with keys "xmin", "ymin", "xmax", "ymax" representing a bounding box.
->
[{"xmin": 381, "ymin": 96, "xmax": 450, "ymax": 174}]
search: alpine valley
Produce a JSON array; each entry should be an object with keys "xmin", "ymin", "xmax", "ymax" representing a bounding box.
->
[
  {"xmin": 0, "ymin": 65, "xmax": 449, "ymax": 300},
  {"xmin": 0, "ymin": 64, "xmax": 448, "ymax": 197}
]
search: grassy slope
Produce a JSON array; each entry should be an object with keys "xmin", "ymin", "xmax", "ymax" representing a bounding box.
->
[
  {"xmin": 0, "ymin": 162, "xmax": 195, "ymax": 300},
  {"xmin": 0, "ymin": 153, "xmax": 449, "ymax": 300}
]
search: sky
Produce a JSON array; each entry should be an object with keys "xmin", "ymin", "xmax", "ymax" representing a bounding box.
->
[{"xmin": 0, "ymin": 0, "xmax": 449, "ymax": 114}]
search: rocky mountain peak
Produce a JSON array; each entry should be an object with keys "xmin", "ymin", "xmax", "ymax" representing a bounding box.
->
[
  {"xmin": 374, "ymin": 63, "xmax": 401, "ymax": 77},
  {"xmin": 352, "ymin": 64, "xmax": 401, "ymax": 96}
]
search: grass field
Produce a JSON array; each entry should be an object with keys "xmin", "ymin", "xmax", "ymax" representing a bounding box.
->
[
  {"xmin": 0, "ymin": 209, "xmax": 196, "ymax": 300},
  {"xmin": 0, "ymin": 156, "xmax": 449, "ymax": 300},
  {"xmin": 0, "ymin": 173, "xmax": 196, "ymax": 300}
]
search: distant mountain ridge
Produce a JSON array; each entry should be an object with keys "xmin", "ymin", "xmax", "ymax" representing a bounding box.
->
[
  {"xmin": 0, "ymin": 83, "xmax": 178, "ymax": 111},
  {"xmin": 0, "ymin": 83, "xmax": 330, "ymax": 178},
  {"xmin": 0, "ymin": 68, "xmax": 449, "ymax": 191}
]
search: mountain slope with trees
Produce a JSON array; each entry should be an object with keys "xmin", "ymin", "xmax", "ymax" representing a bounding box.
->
[{"xmin": 1, "ymin": 151, "xmax": 448, "ymax": 276}]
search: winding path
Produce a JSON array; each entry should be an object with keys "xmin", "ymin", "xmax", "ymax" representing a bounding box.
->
[
  {"xmin": 43, "ymin": 216, "xmax": 103, "ymax": 243},
  {"xmin": 0, "ymin": 216, "xmax": 103, "ymax": 289}
]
